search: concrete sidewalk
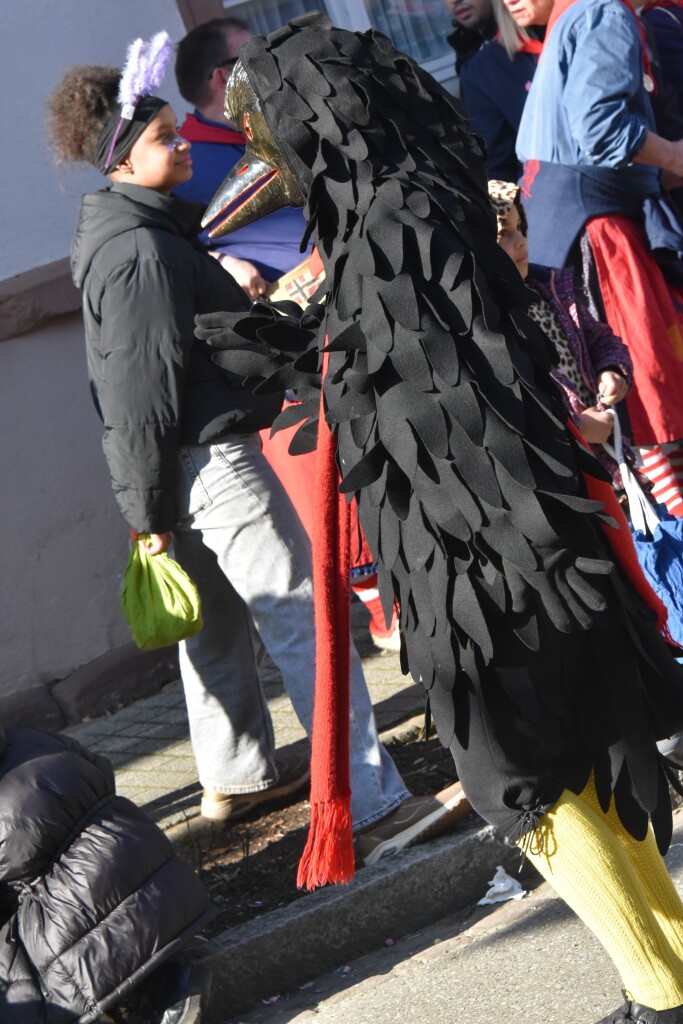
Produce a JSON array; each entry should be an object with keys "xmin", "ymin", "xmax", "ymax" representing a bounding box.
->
[{"xmin": 65, "ymin": 609, "xmax": 528, "ymax": 1021}]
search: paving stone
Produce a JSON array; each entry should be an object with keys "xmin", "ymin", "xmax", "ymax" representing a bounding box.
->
[{"xmin": 52, "ymin": 644, "xmax": 179, "ymax": 725}]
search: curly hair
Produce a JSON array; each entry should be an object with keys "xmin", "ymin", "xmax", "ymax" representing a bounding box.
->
[{"xmin": 45, "ymin": 65, "xmax": 121, "ymax": 166}]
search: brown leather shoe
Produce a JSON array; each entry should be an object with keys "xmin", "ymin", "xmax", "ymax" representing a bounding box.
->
[{"xmin": 200, "ymin": 747, "xmax": 310, "ymax": 822}]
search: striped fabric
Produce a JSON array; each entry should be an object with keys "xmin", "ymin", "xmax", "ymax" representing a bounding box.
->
[{"xmin": 639, "ymin": 443, "xmax": 683, "ymax": 516}]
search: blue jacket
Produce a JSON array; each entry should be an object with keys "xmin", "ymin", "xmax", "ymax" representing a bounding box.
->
[
  {"xmin": 515, "ymin": 0, "xmax": 668, "ymax": 266},
  {"xmin": 517, "ymin": 0, "xmax": 657, "ymax": 194},
  {"xmin": 175, "ymin": 111, "xmax": 309, "ymax": 281},
  {"xmin": 460, "ymin": 39, "xmax": 537, "ymax": 181}
]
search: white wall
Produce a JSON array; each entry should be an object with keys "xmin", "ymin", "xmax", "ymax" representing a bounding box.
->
[
  {"xmin": 1, "ymin": 0, "xmax": 192, "ymax": 712},
  {"xmin": 1, "ymin": 0, "xmax": 191, "ymax": 282},
  {"xmin": 0, "ymin": 316, "xmax": 130, "ymax": 690}
]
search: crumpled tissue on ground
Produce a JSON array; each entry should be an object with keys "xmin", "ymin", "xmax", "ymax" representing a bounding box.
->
[{"xmin": 477, "ymin": 865, "xmax": 527, "ymax": 905}]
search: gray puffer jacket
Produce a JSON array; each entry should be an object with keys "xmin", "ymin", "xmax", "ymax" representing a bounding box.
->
[
  {"xmin": 71, "ymin": 182, "xmax": 281, "ymax": 533},
  {"xmin": 0, "ymin": 726, "xmax": 213, "ymax": 1023}
]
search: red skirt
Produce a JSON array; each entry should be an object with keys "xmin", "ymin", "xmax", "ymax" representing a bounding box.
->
[{"xmin": 586, "ymin": 214, "xmax": 683, "ymax": 446}]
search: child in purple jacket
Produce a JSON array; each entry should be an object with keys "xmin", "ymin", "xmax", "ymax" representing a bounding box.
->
[{"xmin": 488, "ymin": 180, "xmax": 633, "ymax": 464}]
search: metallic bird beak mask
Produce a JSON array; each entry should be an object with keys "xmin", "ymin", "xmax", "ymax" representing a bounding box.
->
[{"xmin": 201, "ymin": 61, "xmax": 305, "ymax": 238}]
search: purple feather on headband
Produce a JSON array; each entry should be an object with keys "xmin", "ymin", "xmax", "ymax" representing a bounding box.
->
[
  {"xmin": 105, "ymin": 30, "xmax": 172, "ymax": 171},
  {"xmin": 118, "ymin": 37, "xmax": 146, "ymax": 116},
  {"xmin": 117, "ymin": 30, "xmax": 172, "ymax": 117},
  {"xmin": 145, "ymin": 31, "xmax": 173, "ymax": 92}
]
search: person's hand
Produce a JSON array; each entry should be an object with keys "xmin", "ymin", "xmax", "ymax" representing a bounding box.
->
[
  {"xmin": 129, "ymin": 530, "xmax": 172, "ymax": 555},
  {"xmin": 636, "ymin": 134, "xmax": 683, "ymax": 179},
  {"xmin": 597, "ymin": 370, "xmax": 628, "ymax": 406},
  {"xmin": 579, "ymin": 407, "xmax": 614, "ymax": 444},
  {"xmin": 211, "ymin": 251, "xmax": 269, "ymax": 300}
]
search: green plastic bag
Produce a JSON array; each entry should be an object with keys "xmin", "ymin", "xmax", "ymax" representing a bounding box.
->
[{"xmin": 121, "ymin": 538, "xmax": 203, "ymax": 650}]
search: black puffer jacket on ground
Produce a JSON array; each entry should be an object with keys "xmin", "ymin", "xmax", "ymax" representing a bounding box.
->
[
  {"xmin": 0, "ymin": 727, "xmax": 214, "ymax": 1023},
  {"xmin": 71, "ymin": 182, "xmax": 281, "ymax": 533}
]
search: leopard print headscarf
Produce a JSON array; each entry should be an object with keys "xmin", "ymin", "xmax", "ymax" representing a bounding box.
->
[{"xmin": 488, "ymin": 179, "xmax": 528, "ymax": 239}]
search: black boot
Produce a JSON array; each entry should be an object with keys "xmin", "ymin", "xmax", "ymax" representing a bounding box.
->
[
  {"xmin": 596, "ymin": 1001, "xmax": 683, "ymax": 1024},
  {"xmin": 629, "ymin": 1002, "xmax": 683, "ymax": 1023},
  {"xmin": 595, "ymin": 1002, "xmax": 632, "ymax": 1024}
]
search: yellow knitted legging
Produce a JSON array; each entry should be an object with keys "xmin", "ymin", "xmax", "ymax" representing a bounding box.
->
[{"xmin": 525, "ymin": 777, "xmax": 683, "ymax": 1010}]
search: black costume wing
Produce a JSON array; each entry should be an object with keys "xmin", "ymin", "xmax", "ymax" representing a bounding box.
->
[{"xmin": 198, "ymin": 290, "xmax": 325, "ymax": 453}]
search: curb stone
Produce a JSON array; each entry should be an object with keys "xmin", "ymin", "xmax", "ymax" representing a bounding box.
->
[
  {"xmin": 206, "ymin": 821, "xmax": 683, "ymax": 1024},
  {"xmin": 196, "ymin": 818, "xmax": 539, "ymax": 1021}
]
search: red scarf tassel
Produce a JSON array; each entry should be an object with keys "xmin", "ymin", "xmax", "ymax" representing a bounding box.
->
[{"xmin": 297, "ymin": 353, "xmax": 355, "ymax": 890}]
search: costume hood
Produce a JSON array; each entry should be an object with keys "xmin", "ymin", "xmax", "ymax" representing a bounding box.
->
[{"xmin": 203, "ymin": 11, "xmax": 496, "ymax": 251}]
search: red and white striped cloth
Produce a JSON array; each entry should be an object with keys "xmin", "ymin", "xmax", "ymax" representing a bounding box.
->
[{"xmin": 638, "ymin": 443, "xmax": 683, "ymax": 517}]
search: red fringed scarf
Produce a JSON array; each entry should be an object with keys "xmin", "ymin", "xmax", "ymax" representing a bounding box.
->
[{"xmin": 296, "ymin": 349, "xmax": 355, "ymax": 890}]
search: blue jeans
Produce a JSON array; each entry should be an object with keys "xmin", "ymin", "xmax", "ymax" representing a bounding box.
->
[{"xmin": 172, "ymin": 434, "xmax": 409, "ymax": 830}]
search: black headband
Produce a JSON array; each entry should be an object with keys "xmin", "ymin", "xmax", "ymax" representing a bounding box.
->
[{"xmin": 95, "ymin": 94, "xmax": 168, "ymax": 174}]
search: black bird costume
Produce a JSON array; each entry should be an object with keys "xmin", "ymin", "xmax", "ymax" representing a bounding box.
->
[{"xmin": 196, "ymin": 15, "xmax": 683, "ymax": 1019}]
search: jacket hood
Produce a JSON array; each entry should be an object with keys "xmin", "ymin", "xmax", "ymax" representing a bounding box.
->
[{"xmin": 71, "ymin": 183, "xmax": 205, "ymax": 288}]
